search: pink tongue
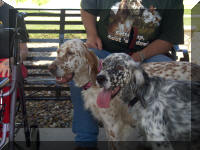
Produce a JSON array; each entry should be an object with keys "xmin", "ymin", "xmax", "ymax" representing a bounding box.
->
[
  {"xmin": 97, "ymin": 89, "xmax": 112, "ymax": 108},
  {"xmin": 56, "ymin": 77, "xmax": 67, "ymax": 83}
]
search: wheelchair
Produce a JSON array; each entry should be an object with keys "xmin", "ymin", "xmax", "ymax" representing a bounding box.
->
[{"xmin": 0, "ymin": 12, "xmax": 39, "ymax": 149}]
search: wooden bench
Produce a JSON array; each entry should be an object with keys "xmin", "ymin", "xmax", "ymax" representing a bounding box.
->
[
  {"xmin": 17, "ymin": 8, "xmax": 86, "ymax": 101},
  {"xmin": 18, "ymin": 8, "xmax": 189, "ymax": 101}
]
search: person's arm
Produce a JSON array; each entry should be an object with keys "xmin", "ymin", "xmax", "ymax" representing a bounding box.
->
[
  {"xmin": 0, "ymin": 59, "xmax": 10, "ymax": 77},
  {"xmin": 81, "ymin": 9, "xmax": 102, "ymax": 50},
  {"xmin": 131, "ymin": 39, "xmax": 173, "ymax": 62}
]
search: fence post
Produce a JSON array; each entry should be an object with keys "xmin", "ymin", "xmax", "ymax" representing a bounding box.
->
[{"xmin": 59, "ymin": 9, "xmax": 65, "ymax": 46}]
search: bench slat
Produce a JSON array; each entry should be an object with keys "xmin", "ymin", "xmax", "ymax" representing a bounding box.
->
[
  {"xmin": 25, "ymin": 13, "xmax": 60, "ymax": 17},
  {"xmin": 28, "ymin": 47, "xmax": 57, "ymax": 52},
  {"xmin": 65, "ymin": 14, "xmax": 81, "ymax": 17},
  {"xmin": 26, "ymin": 57, "xmax": 55, "ymax": 61},
  {"xmin": 29, "ymin": 39, "xmax": 59, "ymax": 43},
  {"xmin": 27, "ymin": 30, "xmax": 60, "ymax": 33},
  {"xmin": 29, "ymin": 38, "xmax": 86, "ymax": 43},
  {"xmin": 25, "ymin": 21, "xmax": 83, "ymax": 25},
  {"xmin": 64, "ymin": 30, "xmax": 86, "ymax": 33},
  {"xmin": 28, "ymin": 29, "xmax": 86, "ymax": 33},
  {"xmin": 27, "ymin": 74, "xmax": 50, "ymax": 77},
  {"xmin": 25, "ymin": 65, "xmax": 49, "ymax": 69},
  {"xmin": 65, "ymin": 21, "xmax": 83, "ymax": 25},
  {"xmin": 25, "ymin": 21, "xmax": 60, "ymax": 24}
]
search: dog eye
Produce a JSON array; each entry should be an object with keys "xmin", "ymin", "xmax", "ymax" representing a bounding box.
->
[{"xmin": 67, "ymin": 51, "xmax": 74, "ymax": 55}]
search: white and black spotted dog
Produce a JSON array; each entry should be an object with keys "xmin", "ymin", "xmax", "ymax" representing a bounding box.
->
[{"xmin": 97, "ymin": 53, "xmax": 200, "ymax": 150}]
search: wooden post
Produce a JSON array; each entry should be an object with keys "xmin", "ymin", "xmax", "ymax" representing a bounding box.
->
[{"xmin": 59, "ymin": 9, "xmax": 65, "ymax": 46}]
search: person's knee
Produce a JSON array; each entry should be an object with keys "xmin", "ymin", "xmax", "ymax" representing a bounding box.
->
[{"xmin": 89, "ymin": 48, "xmax": 110, "ymax": 59}]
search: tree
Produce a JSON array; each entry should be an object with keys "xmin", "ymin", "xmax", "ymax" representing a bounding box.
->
[{"xmin": 15, "ymin": 0, "xmax": 50, "ymax": 6}]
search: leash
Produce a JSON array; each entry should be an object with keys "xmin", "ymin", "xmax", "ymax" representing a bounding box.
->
[{"xmin": 128, "ymin": 27, "xmax": 138, "ymax": 50}]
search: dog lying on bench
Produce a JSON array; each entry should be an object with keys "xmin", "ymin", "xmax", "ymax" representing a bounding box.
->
[
  {"xmin": 48, "ymin": 39, "xmax": 200, "ymax": 147},
  {"xmin": 96, "ymin": 53, "xmax": 200, "ymax": 150}
]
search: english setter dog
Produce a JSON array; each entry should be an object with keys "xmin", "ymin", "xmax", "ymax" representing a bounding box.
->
[
  {"xmin": 49, "ymin": 39, "xmax": 199, "ymax": 149},
  {"xmin": 97, "ymin": 53, "xmax": 200, "ymax": 150}
]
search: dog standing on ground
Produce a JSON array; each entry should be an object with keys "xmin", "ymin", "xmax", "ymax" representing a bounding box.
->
[
  {"xmin": 96, "ymin": 53, "xmax": 200, "ymax": 150},
  {"xmin": 49, "ymin": 39, "xmax": 200, "ymax": 150}
]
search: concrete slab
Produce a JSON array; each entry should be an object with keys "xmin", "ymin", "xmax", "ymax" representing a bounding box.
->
[{"xmin": 15, "ymin": 128, "xmax": 107, "ymax": 141}]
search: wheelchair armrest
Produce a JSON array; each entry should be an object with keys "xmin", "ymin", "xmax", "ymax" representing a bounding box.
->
[
  {"xmin": 172, "ymin": 45, "xmax": 189, "ymax": 62},
  {"xmin": 177, "ymin": 49, "xmax": 189, "ymax": 62},
  {"xmin": 0, "ymin": 78, "xmax": 10, "ymax": 89}
]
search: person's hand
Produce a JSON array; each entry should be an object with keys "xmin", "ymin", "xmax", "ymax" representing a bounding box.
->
[
  {"xmin": 86, "ymin": 35, "xmax": 103, "ymax": 50},
  {"xmin": 131, "ymin": 52, "xmax": 142, "ymax": 62},
  {"xmin": 131, "ymin": 51, "xmax": 145, "ymax": 62},
  {"xmin": 0, "ymin": 59, "xmax": 10, "ymax": 77}
]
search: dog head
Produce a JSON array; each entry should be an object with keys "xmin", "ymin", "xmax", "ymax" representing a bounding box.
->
[
  {"xmin": 96, "ymin": 53, "xmax": 148, "ymax": 108},
  {"xmin": 126, "ymin": 0, "xmax": 144, "ymax": 16},
  {"xmin": 48, "ymin": 39, "xmax": 98, "ymax": 86}
]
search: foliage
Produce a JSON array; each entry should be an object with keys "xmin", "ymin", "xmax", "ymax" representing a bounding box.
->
[
  {"xmin": 32, "ymin": 0, "xmax": 50, "ymax": 6},
  {"xmin": 15, "ymin": 0, "xmax": 27, "ymax": 3},
  {"xmin": 15, "ymin": 0, "xmax": 50, "ymax": 6}
]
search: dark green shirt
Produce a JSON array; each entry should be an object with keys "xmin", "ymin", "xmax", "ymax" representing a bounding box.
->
[{"xmin": 81, "ymin": 0, "xmax": 184, "ymax": 53}]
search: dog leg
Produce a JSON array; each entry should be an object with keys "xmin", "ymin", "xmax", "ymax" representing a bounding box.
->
[
  {"xmin": 142, "ymin": 117, "xmax": 174, "ymax": 150},
  {"xmin": 151, "ymin": 141, "xmax": 174, "ymax": 150},
  {"xmin": 146, "ymin": 133, "xmax": 174, "ymax": 150}
]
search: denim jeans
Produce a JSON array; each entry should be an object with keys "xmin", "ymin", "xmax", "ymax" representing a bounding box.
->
[
  {"xmin": 69, "ymin": 49, "xmax": 172, "ymax": 147},
  {"xmin": 69, "ymin": 49, "xmax": 110, "ymax": 147}
]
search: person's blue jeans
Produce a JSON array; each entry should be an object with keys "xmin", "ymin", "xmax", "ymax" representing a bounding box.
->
[
  {"xmin": 70, "ymin": 49, "xmax": 172, "ymax": 147},
  {"xmin": 69, "ymin": 49, "xmax": 110, "ymax": 147}
]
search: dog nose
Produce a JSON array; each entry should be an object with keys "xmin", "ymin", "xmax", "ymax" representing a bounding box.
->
[{"xmin": 97, "ymin": 75, "xmax": 107, "ymax": 85}]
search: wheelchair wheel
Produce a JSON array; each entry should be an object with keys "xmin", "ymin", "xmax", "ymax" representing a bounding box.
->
[
  {"xmin": 24, "ymin": 125, "xmax": 40, "ymax": 148},
  {"xmin": 17, "ymin": 81, "xmax": 40, "ymax": 148},
  {"xmin": 30, "ymin": 125, "xmax": 40, "ymax": 142},
  {"xmin": 30, "ymin": 125, "xmax": 40, "ymax": 149}
]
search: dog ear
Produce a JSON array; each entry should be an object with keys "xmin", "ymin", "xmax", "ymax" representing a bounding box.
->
[
  {"xmin": 85, "ymin": 50, "xmax": 99, "ymax": 84},
  {"xmin": 131, "ymin": 67, "xmax": 149, "ymax": 108},
  {"xmin": 133, "ymin": 68, "xmax": 145, "ymax": 87},
  {"xmin": 57, "ymin": 48, "xmax": 63, "ymax": 57}
]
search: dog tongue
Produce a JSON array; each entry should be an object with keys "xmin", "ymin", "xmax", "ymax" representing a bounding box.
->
[
  {"xmin": 97, "ymin": 89, "xmax": 112, "ymax": 108},
  {"xmin": 56, "ymin": 74, "xmax": 73, "ymax": 83},
  {"xmin": 56, "ymin": 77, "xmax": 67, "ymax": 83}
]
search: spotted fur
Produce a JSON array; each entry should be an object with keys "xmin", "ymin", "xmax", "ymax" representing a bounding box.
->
[
  {"xmin": 49, "ymin": 40, "xmax": 200, "ymax": 150},
  {"xmin": 97, "ymin": 53, "xmax": 200, "ymax": 150}
]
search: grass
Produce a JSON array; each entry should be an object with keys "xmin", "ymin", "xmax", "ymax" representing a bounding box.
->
[
  {"xmin": 26, "ymin": 23, "xmax": 86, "ymax": 39},
  {"xmin": 191, "ymin": 3, "xmax": 200, "ymax": 15},
  {"xmin": 184, "ymin": 3, "xmax": 200, "ymax": 31}
]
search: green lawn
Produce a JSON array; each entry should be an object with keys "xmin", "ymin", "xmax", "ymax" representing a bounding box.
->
[
  {"xmin": 26, "ymin": 23, "xmax": 86, "ymax": 39},
  {"xmin": 191, "ymin": 3, "xmax": 200, "ymax": 15},
  {"xmin": 184, "ymin": 3, "xmax": 200, "ymax": 31}
]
